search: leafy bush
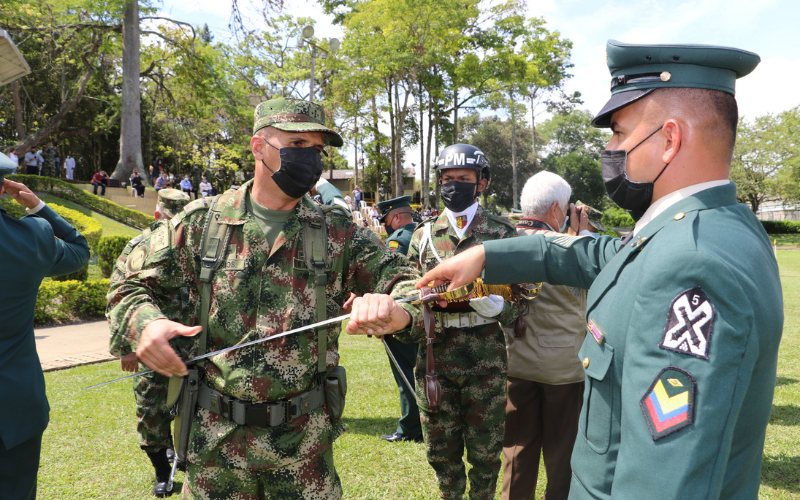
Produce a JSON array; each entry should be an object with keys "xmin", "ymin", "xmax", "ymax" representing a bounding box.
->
[
  {"xmin": 602, "ymin": 205, "xmax": 635, "ymax": 229},
  {"xmin": 34, "ymin": 279, "xmax": 109, "ymax": 325},
  {"xmin": 7, "ymin": 174, "xmax": 155, "ymax": 229},
  {"xmin": 97, "ymin": 235, "xmax": 134, "ymax": 278},
  {"xmin": 760, "ymin": 220, "xmax": 800, "ymax": 234}
]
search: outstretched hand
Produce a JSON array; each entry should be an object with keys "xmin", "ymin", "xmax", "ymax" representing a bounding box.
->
[
  {"xmin": 136, "ymin": 319, "xmax": 202, "ymax": 377},
  {"xmin": 345, "ymin": 293, "xmax": 411, "ymax": 336}
]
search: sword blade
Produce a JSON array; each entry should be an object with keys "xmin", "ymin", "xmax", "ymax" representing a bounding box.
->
[
  {"xmin": 83, "ymin": 295, "xmax": 420, "ymax": 390},
  {"xmin": 381, "ymin": 337, "xmax": 419, "ymax": 399}
]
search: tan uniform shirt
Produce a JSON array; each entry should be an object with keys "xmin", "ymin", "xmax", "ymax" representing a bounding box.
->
[{"xmin": 503, "ymin": 226, "xmax": 586, "ymax": 384}]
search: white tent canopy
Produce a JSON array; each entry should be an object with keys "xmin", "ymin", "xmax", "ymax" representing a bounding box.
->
[{"xmin": 0, "ymin": 29, "xmax": 31, "ymax": 86}]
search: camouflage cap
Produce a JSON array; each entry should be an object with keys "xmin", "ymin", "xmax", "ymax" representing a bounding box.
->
[
  {"xmin": 157, "ymin": 188, "xmax": 191, "ymax": 218},
  {"xmin": 576, "ymin": 200, "xmax": 607, "ymax": 232},
  {"xmin": 253, "ymin": 97, "xmax": 343, "ymax": 147}
]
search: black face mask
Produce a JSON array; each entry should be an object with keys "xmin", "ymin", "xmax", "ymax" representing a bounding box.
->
[
  {"xmin": 600, "ymin": 126, "xmax": 670, "ymax": 212},
  {"xmin": 441, "ymin": 180, "xmax": 478, "ymax": 212},
  {"xmin": 384, "ymin": 219, "xmax": 396, "ymax": 236},
  {"xmin": 262, "ymin": 141, "xmax": 324, "ymax": 199}
]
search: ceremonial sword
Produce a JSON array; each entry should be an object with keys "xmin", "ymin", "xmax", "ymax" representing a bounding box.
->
[{"xmin": 83, "ymin": 295, "xmax": 422, "ymax": 390}]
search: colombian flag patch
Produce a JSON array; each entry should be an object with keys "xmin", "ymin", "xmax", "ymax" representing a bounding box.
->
[{"xmin": 640, "ymin": 367, "xmax": 695, "ymax": 441}]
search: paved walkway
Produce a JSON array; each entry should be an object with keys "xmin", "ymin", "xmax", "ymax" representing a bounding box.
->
[{"xmin": 35, "ymin": 320, "xmax": 115, "ymax": 372}]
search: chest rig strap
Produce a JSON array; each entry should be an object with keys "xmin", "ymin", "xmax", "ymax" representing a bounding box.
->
[
  {"xmin": 302, "ymin": 202, "xmax": 330, "ymax": 378},
  {"xmin": 198, "ymin": 194, "xmax": 232, "ymax": 359}
]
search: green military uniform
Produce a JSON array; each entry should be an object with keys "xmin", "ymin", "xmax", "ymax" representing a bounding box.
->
[
  {"xmin": 40, "ymin": 146, "xmax": 56, "ymax": 178},
  {"xmin": 377, "ymin": 196, "xmax": 422, "ymax": 441},
  {"xmin": 0, "ymin": 152, "xmax": 91, "ymax": 500},
  {"xmin": 575, "ymin": 201, "xmax": 607, "ymax": 233},
  {"xmin": 397, "ymin": 205, "xmax": 517, "ymax": 500},
  {"xmin": 480, "ymin": 42, "xmax": 782, "ymax": 500},
  {"xmin": 191, "ymin": 167, "xmax": 203, "ymax": 200},
  {"xmin": 107, "ymin": 98, "xmax": 422, "ymax": 500}
]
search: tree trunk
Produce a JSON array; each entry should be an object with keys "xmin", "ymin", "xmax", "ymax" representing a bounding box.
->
[
  {"xmin": 453, "ymin": 88, "xmax": 458, "ymax": 143},
  {"xmin": 11, "ymin": 80, "xmax": 25, "ymax": 140},
  {"xmin": 424, "ymin": 100, "xmax": 436, "ymax": 208},
  {"xmin": 419, "ymin": 80, "xmax": 424, "ymax": 205},
  {"xmin": 371, "ymin": 96, "xmax": 382, "ymax": 203},
  {"xmin": 512, "ymin": 117, "xmax": 518, "ymax": 210},
  {"xmin": 387, "ymin": 80, "xmax": 395, "ymax": 203},
  {"xmin": 112, "ymin": 0, "xmax": 145, "ymax": 185},
  {"xmin": 530, "ymin": 94, "xmax": 537, "ymax": 169},
  {"xmin": 434, "ymin": 123, "xmax": 441, "ymax": 209}
]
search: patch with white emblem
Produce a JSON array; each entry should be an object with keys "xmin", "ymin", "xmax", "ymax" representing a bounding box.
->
[
  {"xmin": 126, "ymin": 246, "xmax": 147, "ymax": 274},
  {"xmin": 660, "ymin": 286, "xmax": 715, "ymax": 359},
  {"xmin": 640, "ymin": 367, "xmax": 695, "ymax": 441},
  {"xmin": 152, "ymin": 225, "xmax": 170, "ymax": 254}
]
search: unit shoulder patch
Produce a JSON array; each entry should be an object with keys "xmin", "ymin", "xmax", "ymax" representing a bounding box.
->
[
  {"xmin": 151, "ymin": 225, "xmax": 170, "ymax": 254},
  {"xmin": 640, "ymin": 367, "xmax": 696, "ymax": 441},
  {"xmin": 659, "ymin": 286, "xmax": 715, "ymax": 360},
  {"xmin": 388, "ymin": 240, "xmax": 400, "ymax": 250},
  {"xmin": 126, "ymin": 245, "xmax": 148, "ymax": 274}
]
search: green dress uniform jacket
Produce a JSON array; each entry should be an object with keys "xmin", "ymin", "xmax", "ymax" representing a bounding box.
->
[
  {"xmin": 385, "ymin": 222, "xmax": 417, "ymax": 255},
  {"xmin": 106, "ymin": 180, "xmax": 423, "ymax": 471},
  {"xmin": 481, "ymin": 183, "xmax": 783, "ymax": 500},
  {"xmin": 0, "ymin": 204, "xmax": 90, "ymax": 449}
]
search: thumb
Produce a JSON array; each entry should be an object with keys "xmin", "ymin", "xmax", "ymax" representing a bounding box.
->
[{"xmin": 176, "ymin": 325, "xmax": 203, "ymax": 337}]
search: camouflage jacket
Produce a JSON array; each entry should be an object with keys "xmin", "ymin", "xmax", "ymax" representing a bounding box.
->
[
  {"xmin": 400, "ymin": 205, "xmax": 518, "ymax": 376},
  {"xmin": 106, "ymin": 180, "xmax": 423, "ymax": 470},
  {"xmin": 108, "ymin": 227, "xmax": 190, "ymax": 358}
]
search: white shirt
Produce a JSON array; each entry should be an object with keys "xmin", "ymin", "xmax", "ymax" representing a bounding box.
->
[
  {"xmin": 8, "ymin": 152, "xmax": 18, "ymax": 164},
  {"xmin": 25, "ymin": 152, "xmax": 37, "ymax": 166},
  {"xmin": 445, "ymin": 202, "xmax": 479, "ymax": 240},
  {"xmin": 64, "ymin": 157, "xmax": 75, "ymax": 170},
  {"xmin": 633, "ymin": 180, "xmax": 731, "ymax": 236},
  {"xmin": 200, "ymin": 181, "xmax": 212, "ymax": 194}
]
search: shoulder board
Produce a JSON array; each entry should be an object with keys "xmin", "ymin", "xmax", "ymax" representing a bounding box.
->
[
  {"xmin": 487, "ymin": 213, "xmax": 516, "ymax": 231},
  {"xmin": 321, "ymin": 203, "xmax": 351, "ymax": 219},
  {"xmin": 181, "ymin": 197, "xmax": 215, "ymax": 217}
]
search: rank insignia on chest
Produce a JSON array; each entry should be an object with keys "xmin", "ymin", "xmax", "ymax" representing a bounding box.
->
[
  {"xmin": 455, "ymin": 215, "xmax": 468, "ymax": 229},
  {"xmin": 640, "ymin": 367, "xmax": 696, "ymax": 441},
  {"xmin": 659, "ymin": 286, "xmax": 715, "ymax": 360},
  {"xmin": 587, "ymin": 319, "xmax": 603, "ymax": 344}
]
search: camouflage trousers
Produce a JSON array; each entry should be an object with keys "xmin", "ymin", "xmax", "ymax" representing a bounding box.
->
[
  {"xmin": 134, "ymin": 363, "xmax": 173, "ymax": 452},
  {"xmin": 182, "ymin": 448, "xmax": 341, "ymax": 500},
  {"xmin": 419, "ymin": 372, "xmax": 507, "ymax": 500}
]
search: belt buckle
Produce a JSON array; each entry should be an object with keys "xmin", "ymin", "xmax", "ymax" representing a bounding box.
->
[
  {"xmin": 268, "ymin": 401, "xmax": 288, "ymax": 427},
  {"xmin": 246, "ymin": 402, "xmax": 269, "ymax": 427},
  {"xmin": 210, "ymin": 391, "xmax": 232, "ymax": 420}
]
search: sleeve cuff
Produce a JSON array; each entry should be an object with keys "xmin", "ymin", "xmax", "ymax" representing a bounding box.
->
[{"xmin": 26, "ymin": 200, "xmax": 46, "ymax": 214}]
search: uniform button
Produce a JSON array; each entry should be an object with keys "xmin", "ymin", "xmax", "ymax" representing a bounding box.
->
[
  {"xmin": 582, "ymin": 357, "xmax": 590, "ymax": 368},
  {"xmin": 674, "ymin": 212, "xmax": 685, "ymax": 220}
]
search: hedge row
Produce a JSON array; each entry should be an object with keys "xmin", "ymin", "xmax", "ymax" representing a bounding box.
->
[
  {"xmin": 97, "ymin": 235, "xmax": 133, "ymax": 278},
  {"xmin": 34, "ymin": 279, "xmax": 109, "ymax": 325},
  {"xmin": 760, "ymin": 220, "xmax": 800, "ymax": 234},
  {"xmin": 7, "ymin": 174, "xmax": 155, "ymax": 229}
]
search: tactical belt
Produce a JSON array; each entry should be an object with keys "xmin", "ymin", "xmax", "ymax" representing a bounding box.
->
[
  {"xmin": 436, "ymin": 311, "xmax": 497, "ymax": 329},
  {"xmin": 198, "ymin": 382, "xmax": 325, "ymax": 428}
]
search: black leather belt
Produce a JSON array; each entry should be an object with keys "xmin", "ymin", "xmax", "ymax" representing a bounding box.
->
[{"xmin": 198, "ymin": 381, "xmax": 326, "ymax": 428}]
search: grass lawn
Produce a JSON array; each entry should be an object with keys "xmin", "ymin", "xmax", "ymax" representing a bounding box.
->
[
  {"xmin": 40, "ymin": 194, "xmax": 141, "ymax": 239},
  {"xmin": 39, "ymin": 253, "xmax": 800, "ymax": 499},
  {"xmin": 771, "ymin": 234, "xmax": 800, "ymax": 249}
]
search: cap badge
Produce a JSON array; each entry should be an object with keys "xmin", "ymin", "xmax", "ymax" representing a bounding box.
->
[{"xmin": 660, "ymin": 71, "xmax": 672, "ymax": 82}]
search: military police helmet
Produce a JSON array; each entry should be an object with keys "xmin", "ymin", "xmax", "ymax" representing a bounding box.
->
[{"xmin": 435, "ymin": 144, "xmax": 490, "ymax": 183}]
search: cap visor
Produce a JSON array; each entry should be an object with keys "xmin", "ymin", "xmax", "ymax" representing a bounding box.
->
[
  {"xmin": 271, "ymin": 122, "xmax": 343, "ymax": 147},
  {"xmin": 591, "ymin": 89, "xmax": 655, "ymax": 128}
]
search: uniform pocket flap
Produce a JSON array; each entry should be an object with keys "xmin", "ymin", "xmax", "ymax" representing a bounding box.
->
[
  {"xmin": 537, "ymin": 336, "xmax": 576, "ymax": 348},
  {"xmin": 579, "ymin": 338, "xmax": 614, "ymax": 381}
]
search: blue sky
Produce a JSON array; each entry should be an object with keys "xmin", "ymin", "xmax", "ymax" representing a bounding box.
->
[
  {"xmin": 158, "ymin": 0, "xmax": 800, "ymax": 120},
  {"xmin": 156, "ymin": 0, "xmax": 800, "ymax": 170}
]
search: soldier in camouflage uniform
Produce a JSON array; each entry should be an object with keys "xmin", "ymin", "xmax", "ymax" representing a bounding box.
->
[
  {"xmin": 40, "ymin": 145, "xmax": 57, "ymax": 178},
  {"xmin": 190, "ymin": 166, "xmax": 203, "ymax": 200},
  {"xmin": 109, "ymin": 189, "xmax": 192, "ymax": 498},
  {"xmin": 400, "ymin": 144, "xmax": 518, "ymax": 500},
  {"xmin": 107, "ymin": 97, "xmax": 424, "ymax": 500}
]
